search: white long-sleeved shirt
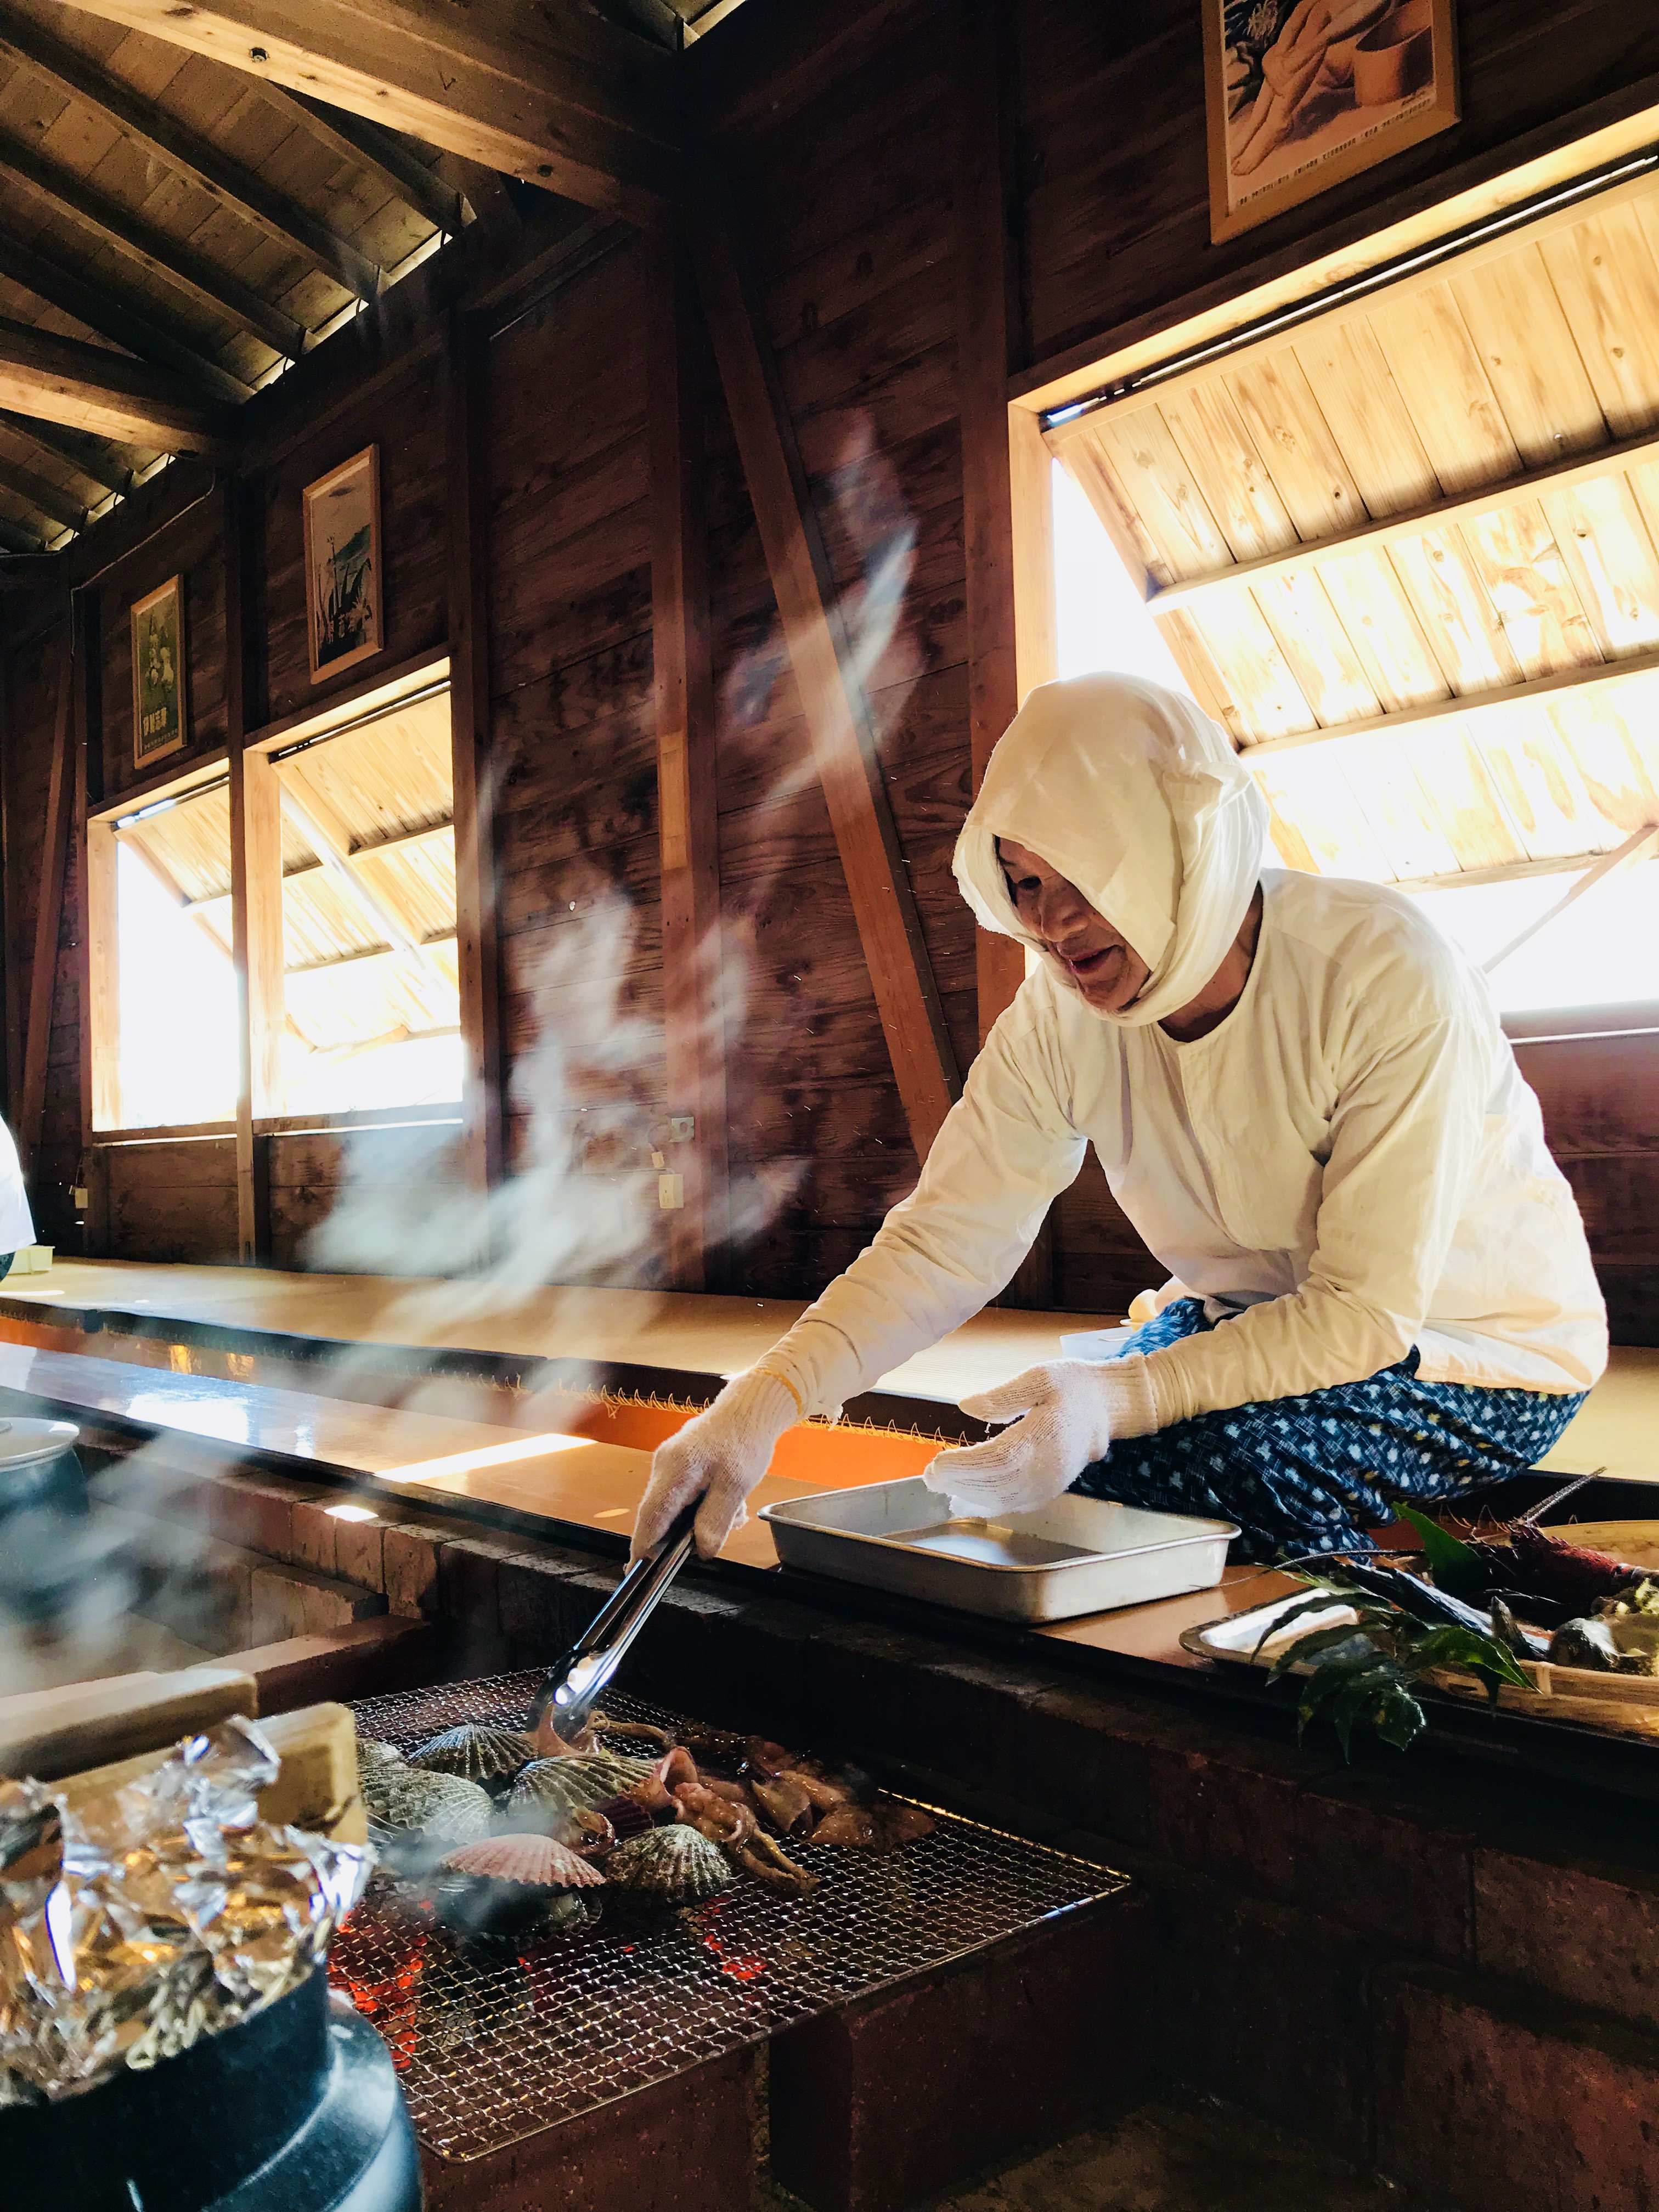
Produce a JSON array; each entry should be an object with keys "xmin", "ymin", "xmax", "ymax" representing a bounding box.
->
[
  {"xmin": 0, "ymin": 1118, "xmax": 33, "ymax": 1256},
  {"xmin": 769, "ymin": 870, "xmax": 1606, "ymax": 1432}
]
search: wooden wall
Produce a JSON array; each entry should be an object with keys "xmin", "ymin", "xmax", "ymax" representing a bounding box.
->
[{"xmin": 1, "ymin": 0, "xmax": 1657, "ymax": 1334}]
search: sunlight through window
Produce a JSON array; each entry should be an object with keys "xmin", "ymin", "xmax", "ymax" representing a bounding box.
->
[{"xmin": 115, "ymin": 841, "xmax": 239, "ymax": 1127}]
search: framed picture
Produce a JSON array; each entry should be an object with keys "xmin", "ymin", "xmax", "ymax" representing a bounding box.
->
[
  {"xmin": 131, "ymin": 574, "xmax": 187, "ymax": 770},
  {"xmin": 302, "ymin": 443, "xmax": 383, "ymax": 684},
  {"xmin": 1205, "ymin": 0, "xmax": 1459, "ymax": 242}
]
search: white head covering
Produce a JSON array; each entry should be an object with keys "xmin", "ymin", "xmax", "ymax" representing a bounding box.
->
[{"xmin": 952, "ymin": 674, "xmax": 1271, "ymax": 1026}]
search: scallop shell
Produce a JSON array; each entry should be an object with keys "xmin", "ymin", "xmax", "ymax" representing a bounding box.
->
[
  {"xmin": 590, "ymin": 1792, "xmax": 656, "ymax": 1843},
  {"xmin": 356, "ymin": 1738, "xmax": 405, "ymax": 1773},
  {"xmin": 442, "ymin": 1833, "xmax": 605, "ymax": 1889},
  {"xmin": 362, "ymin": 1761, "xmax": 493, "ymax": 1843},
  {"xmin": 605, "ymin": 1824, "xmax": 734, "ymax": 1905},
  {"xmin": 505, "ymin": 1752, "xmax": 656, "ymax": 1829},
  {"xmin": 408, "ymin": 1722, "xmax": 534, "ymax": 1790}
]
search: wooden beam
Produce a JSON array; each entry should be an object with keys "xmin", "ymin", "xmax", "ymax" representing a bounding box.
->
[
  {"xmin": 1243, "ymin": 642, "xmax": 1659, "ymax": 759},
  {"xmin": 0, "ymin": 451, "xmax": 84, "ymax": 536},
  {"xmin": 648, "ymin": 219, "xmax": 727, "ymax": 1291},
  {"xmin": 955, "ymin": 0, "xmax": 1027, "ymax": 1055},
  {"xmin": 443, "ymin": 307, "xmax": 503, "ymax": 1201},
  {"xmin": 1393, "ymin": 848, "xmax": 1641, "ymax": 895},
  {"xmin": 1142, "ymin": 421, "xmax": 1659, "ymax": 617},
  {"xmin": 44, "ymin": 0, "xmax": 678, "ymax": 225},
  {"xmin": 271, "ymin": 88, "xmax": 463, "ymax": 234},
  {"xmin": 0, "ymin": 224, "xmax": 250, "ymax": 404},
  {"xmin": 0, "ymin": 317, "xmax": 240, "ymax": 459},
  {"xmin": 286, "ymin": 929, "xmax": 454, "ymax": 976},
  {"xmin": 86, "ymin": 815, "xmax": 120, "ymax": 1131},
  {"xmin": 0, "ymin": 129, "xmax": 304, "ymax": 362},
  {"xmin": 956, "ymin": 0, "xmax": 1051, "ymax": 1310},
  {"xmin": 0, "ymin": 3, "xmax": 382, "ymax": 301},
  {"xmin": 275, "ymin": 778, "xmax": 448, "ymax": 981},
  {"xmin": 224, "ymin": 475, "xmax": 273, "ymax": 1261},
  {"xmin": 74, "ymin": 583, "xmax": 103, "ymax": 1175},
  {"xmin": 18, "ymin": 627, "xmax": 75, "ymax": 1179},
  {"xmin": 0, "ymin": 411, "xmax": 133, "ymax": 499},
  {"xmin": 181, "ymin": 821, "xmax": 454, "ymax": 907},
  {"xmin": 691, "ymin": 167, "xmax": 961, "ymax": 1163},
  {"xmin": 0, "ymin": 550, "xmax": 58, "ymax": 590},
  {"xmin": 0, "ymin": 514, "xmax": 43, "ymax": 555},
  {"xmin": 1482, "ymin": 824, "xmax": 1659, "ymax": 975}
]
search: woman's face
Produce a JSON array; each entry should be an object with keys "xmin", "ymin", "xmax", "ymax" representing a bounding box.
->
[{"xmin": 996, "ymin": 837, "xmax": 1152, "ymax": 1014}]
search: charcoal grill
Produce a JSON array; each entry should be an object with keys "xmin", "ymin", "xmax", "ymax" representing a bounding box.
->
[{"xmin": 336, "ymin": 1669, "xmax": 1126, "ymax": 2168}]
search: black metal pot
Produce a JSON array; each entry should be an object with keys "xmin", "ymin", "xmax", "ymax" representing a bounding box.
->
[
  {"xmin": 2, "ymin": 1967, "xmax": 422, "ymax": 2211},
  {"xmin": 0, "ymin": 1417, "xmax": 88, "ymax": 1623}
]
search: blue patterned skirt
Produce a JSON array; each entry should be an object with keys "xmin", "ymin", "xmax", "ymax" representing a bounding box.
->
[{"xmin": 1070, "ymin": 1299, "xmax": 1587, "ymax": 1561}]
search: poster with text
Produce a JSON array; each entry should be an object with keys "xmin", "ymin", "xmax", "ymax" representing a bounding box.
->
[
  {"xmin": 1205, "ymin": 0, "xmax": 1459, "ymax": 241},
  {"xmin": 131, "ymin": 574, "xmax": 187, "ymax": 770},
  {"xmin": 303, "ymin": 444, "xmax": 383, "ymax": 684}
]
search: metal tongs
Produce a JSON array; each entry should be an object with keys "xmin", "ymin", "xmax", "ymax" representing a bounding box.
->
[{"xmin": 531, "ymin": 1500, "xmax": 699, "ymax": 1735}]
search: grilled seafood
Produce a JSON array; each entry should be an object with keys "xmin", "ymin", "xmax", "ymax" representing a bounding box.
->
[
  {"xmin": 606, "ymin": 1823, "xmax": 734, "ymax": 1904},
  {"xmin": 442, "ymin": 1834, "xmax": 605, "ymax": 1890},
  {"xmin": 811, "ymin": 1802, "xmax": 934, "ymax": 1853},
  {"xmin": 751, "ymin": 1774, "xmax": 814, "ymax": 1836},
  {"xmin": 671, "ymin": 1780, "xmax": 756, "ymax": 1847},
  {"xmin": 408, "ymin": 1722, "xmax": 534, "ymax": 1791},
  {"xmin": 735, "ymin": 1829, "xmax": 819, "ymax": 1895},
  {"xmin": 361, "ymin": 1762, "xmax": 494, "ymax": 1844},
  {"xmin": 506, "ymin": 1751, "xmax": 657, "ymax": 1830}
]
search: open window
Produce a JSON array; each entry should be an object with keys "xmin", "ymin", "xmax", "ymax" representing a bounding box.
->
[
  {"xmin": 1040, "ymin": 155, "xmax": 1659, "ymax": 1020},
  {"xmin": 88, "ymin": 669, "xmax": 460, "ymax": 1136}
]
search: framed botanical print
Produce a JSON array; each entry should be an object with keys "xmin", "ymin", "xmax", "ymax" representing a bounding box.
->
[
  {"xmin": 131, "ymin": 574, "xmax": 187, "ymax": 770},
  {"xmin": 1205, "ymin": 0, "xmax": 1459, "ymax": 242},
  {"xmin": 302, "ymin": 444, "xmax": 383, "ymax": 684}
]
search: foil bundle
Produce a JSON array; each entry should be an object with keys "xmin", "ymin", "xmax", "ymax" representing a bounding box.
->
[{"xmin": 0, "ymin": 1714, "xmax": 371, "ymax": 2104}]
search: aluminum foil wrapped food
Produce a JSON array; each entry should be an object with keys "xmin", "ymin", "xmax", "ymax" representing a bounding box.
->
[{"xmin": 0, "ymin": 1715, "xmax": 371, "ymax": 2105}]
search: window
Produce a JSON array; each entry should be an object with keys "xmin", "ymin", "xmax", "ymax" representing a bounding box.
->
[
  {"xmin": 89, "ymin": 669, "xmax": 459, "ymax": 1133},
  {"xmin": 1040, "ymin": 157, "xmax": 1659, "ymax": 1020}
]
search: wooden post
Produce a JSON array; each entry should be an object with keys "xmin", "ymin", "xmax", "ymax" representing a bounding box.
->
[
  {"xmin": 445, "ymin": 307, "xmax": 504, "ymax": 1211},
  {"xmin": 691, "ymin": 165, "xmax": 962, "ymax": 1165},
  {"xmin": 648, "ymin": 220, "xmax": 728, "ymax": 1290},
  {"xmin": 74, "ymin": 588, "xmax": 104, "ymax": 1165},
  {"xmin": 18, "ymin": 625, "xmax": 76, "ymax": 1182},
  {"xmin": 956, "ymin": 0, "xmax": 1059, "ymax": 1309},
  {"xmin": 84, "ymin": 817, "xmax": 119, "ymax": 1132},
  {"xmin": 956, "ymin": 0, "xmax": 1028, "ymax": 1053},
  {"xmin": 225, "ymin": 476, "xmax": 280, "ymax": 1262}
]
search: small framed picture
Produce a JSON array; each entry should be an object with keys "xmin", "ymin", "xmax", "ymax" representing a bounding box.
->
[
  {"xmin": 131, "ymin": 574, "xmax": 187, "ymax": 769},
  {"xmin": 1205, "ymin": 0, "xmax": 1460, "ymax": 243},
  {"xmin": 302, "ymin": 443, "xmax": 383, "ymax": 685}
]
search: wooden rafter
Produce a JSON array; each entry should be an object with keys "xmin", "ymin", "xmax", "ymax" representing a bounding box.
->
[
  {"xmin": 1139, "ymin": 421, "xmax": 1659, "ymax": 616},
  {"xmin": 649, "ymin": 217, "xmax": 727, "ymax": 1289},
  {"xmin": 0, "ymin": 3, "xmax": 382, "ymax": 301},
  {"xmin": 0, "ymin": 224, "xmax": 250, "ymax": 404},
  {"xmin": 692, "ymin": 165, "xmax": 961, "ymax": 1162},
  {"xmin": 444, "ymin": 306, "xmax": 503, "ymax": 1200},
  {"xmin": 0, "ymin": 545, "xmax": 54, "ymax": 579},
  {"xmin": 0, "ymin": 513, "xmax": 42, "ymax": 555},
  {"xmin": 18, "ymin": 628, "xmax": 75, "ymax": 1178},
  {"xmin": 272, "ymin": 88, "xmax": 463, "ymax": 235},
  {"xmin": 287, "ymin": 928, "xmax": 455, "ymax": 976},
  {"xmin": 0, "ymin": 128, "xmax": 305, "ymax": 360},
  {"xmin": 1243, "ymin": 642, "xmax": 1659, "ymax": 759},
  {"xmin": 45, "ymin": 0, "xmax": 678, "ymax": 225},
  {"xmin": 275, "ymin": 778, "xmax": 448, "ymax": 983},
  {"xmin": 0, "ymin": 315, "xmax": 239, "ymax": 458},
  {"xmin": 0, "ymin": 449, "xmax": 84, "ymax": 535},
  {"xmin": 0, "ymin": 410, "xmax": 134, "ymax": 498}
]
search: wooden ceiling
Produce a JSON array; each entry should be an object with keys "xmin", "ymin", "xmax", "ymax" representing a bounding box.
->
[{"xmin": 1049, "ymin": 167, "xmax": 1659, "ymax": 890}]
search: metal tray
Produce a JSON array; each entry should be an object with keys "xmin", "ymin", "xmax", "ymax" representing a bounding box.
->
[{"xmin": 760, "ymin": 1478, "xmax": 1236, "ymax": 1623}]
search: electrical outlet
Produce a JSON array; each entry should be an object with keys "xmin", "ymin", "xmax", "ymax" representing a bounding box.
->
[
  {"xmin": 669, "ymin": 1115, "xmax": 696, "ymax": 1142},
  {"xmin": 71, "ymin": 1186, "xmax": 88, "ymax": 1209},
  {"xmin": 657, "ymin": 1171, "xmax": 684, "ymax": 1211}
]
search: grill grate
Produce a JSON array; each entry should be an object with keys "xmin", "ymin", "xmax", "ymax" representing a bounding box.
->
[{"xmin": 334, "ymin": 1669, "xmax": 1126, "ymax": 2164}]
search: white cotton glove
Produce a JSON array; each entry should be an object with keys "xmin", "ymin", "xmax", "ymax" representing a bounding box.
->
[
  {"xmin": 631, "ymin": 1369, "xmax": 801, "ymax": 1562},
  {"xmin": 922, "ymin": 1356, "xmax": 1160, "ymax": 1517}
]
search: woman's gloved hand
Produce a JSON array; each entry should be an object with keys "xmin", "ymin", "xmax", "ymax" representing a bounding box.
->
[
  {"xmin": 630, "ymin": 1369, "xmax": 801, "ymax": 1562},
  {"xmin": 922, "ymin": 1356, "xmax": 1159, "ymax": 1517}
]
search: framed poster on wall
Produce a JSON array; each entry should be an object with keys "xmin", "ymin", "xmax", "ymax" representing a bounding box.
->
[
  {"xmin": 131, "ymin": 574, "xmax": 187, "ymax": 770},
  {"xmin": 303, "ymin": 443, "xmax": 383, "ymax": 684},
  {"xmin": 1205, "ymin": 0, "xmax": 1459, "ymax": 242}
]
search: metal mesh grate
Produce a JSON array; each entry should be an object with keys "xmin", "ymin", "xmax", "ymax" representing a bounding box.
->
[{"xmin": 333, "ymin": 1669, "xmax": 1126, "ymax": 2164}]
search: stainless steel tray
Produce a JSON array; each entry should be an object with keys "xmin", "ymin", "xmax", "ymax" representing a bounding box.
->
[{"xmin": 760, "ymin": 1478, "xmax": 1237, "ymax": 1623}]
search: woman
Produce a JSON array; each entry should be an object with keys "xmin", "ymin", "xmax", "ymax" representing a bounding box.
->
[{"xmin": 634, "ymin": 675, "xmax": 1606, "ymax": 1564}]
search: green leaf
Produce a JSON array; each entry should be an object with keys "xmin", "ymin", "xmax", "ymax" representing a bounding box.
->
[
  {"xmin": 1365, "ymin": 1676, "xmax": 1428, "ymax": 1753},
  {"xmin": 1410, "ymin": 1622, "xmax": 1534, "ymax": 1700},
  {"xmin": 1266, "ymin": 1621, "xmax": 1378, "ymax": 1681},
  {"xmin": 1390, "ymin": 1502, "xmax": 1487, "ymax": 1598}
]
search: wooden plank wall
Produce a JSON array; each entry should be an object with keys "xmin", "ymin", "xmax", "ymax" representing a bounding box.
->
[{"xmin": 0, "ymin": 0, "xmax": 1656, "ymax": 1334}]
